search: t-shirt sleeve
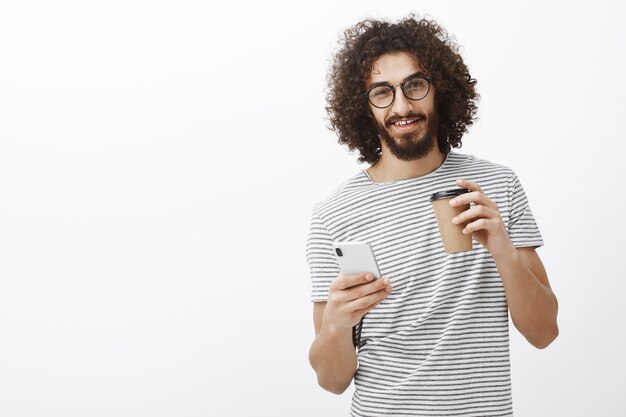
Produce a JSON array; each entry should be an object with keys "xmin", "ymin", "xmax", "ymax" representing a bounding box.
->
[
  {"xmin": 306, "ymin": 209, "xmax": 340, "ymax": 302},
  {"xmin": 507, "ymin": 173, "xmax": 544, "ymax": 248}
]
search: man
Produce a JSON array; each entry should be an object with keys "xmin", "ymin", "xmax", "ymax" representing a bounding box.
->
[{"xmin": 306, "ymin": 15, "xmax": 559, "ymax": 417}]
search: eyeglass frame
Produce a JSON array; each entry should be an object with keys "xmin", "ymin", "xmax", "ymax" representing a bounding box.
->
[{"xmin": 361, "ymin": 73, "xmax": 432, "ymax": 109}]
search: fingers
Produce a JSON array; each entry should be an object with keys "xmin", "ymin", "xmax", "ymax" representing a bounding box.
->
[
  {"xmin": 449, "ymin": 191, "xmax": 494, "ymax": 209},
  {"xmin": 330, "ymin": 272, "xmax": 375, "ymax": 291},
  {"xmin": 451, "ymin": 204, "xmax": 498, "ymax": 226},
  {"xmin": 452, "ymin": 207, "xmax": 506, "ymax": 235},
  {"xmin": 450, "ymin": 179, "xmax": 497, "ymax": 210},
  {"xmin": 446, "ymin": 180, "xmax": 506, "ymax": 239},
  {"xmin": 345, "ymin": 277, "xmax": 391, "ymax": 302},
  {"xmin": 349, "ymin": 285, "xmax": 392, "ymax": 312},
  {"xmin": 455, "ymin": 179, "xmax": 481, "ymax": 192},
  {"xmin": 330, "ymin": 275, "xmax": 391, "ymax": 302},
  {"xmin": 328, "ymin": 275, "xmax": 392, "ymax": 306},
  {"xmin": 325, "ymin": 275, "xmax": 392, "ymax": 330},
  {"xmin": 462, "ymin": 218, "xmax": 489, "ymax": 235},
  {"xmin": 451, "ymin": 202, "xmax": 504, "ymax": 236}
]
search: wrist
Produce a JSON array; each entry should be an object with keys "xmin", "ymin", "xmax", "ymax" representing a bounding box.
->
[
  {"xmin": 489, "ymin": 237, "xmax": 517, "ymax": 263},
  {"xmin": 320, "ymin": 321, "xmax": 352, "ymax": 340}
]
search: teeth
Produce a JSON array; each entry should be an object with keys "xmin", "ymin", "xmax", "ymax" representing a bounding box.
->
[{"xmin": 394, "ymin": 119, "xmax": 418, "ymax": 126}]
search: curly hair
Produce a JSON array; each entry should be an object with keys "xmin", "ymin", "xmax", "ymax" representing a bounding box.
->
[{"xmin": 326, "ymin": 14, "xmax": 479, "ymax": 164}]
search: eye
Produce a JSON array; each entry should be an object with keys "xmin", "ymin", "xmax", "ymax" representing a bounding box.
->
[
  {"xmin": 405, "ymin": 78, "xmax": 425, "ymax": 90},
  {"xmin": 371, "ymin": 86, "xmax": 393, "ymax": 97}
]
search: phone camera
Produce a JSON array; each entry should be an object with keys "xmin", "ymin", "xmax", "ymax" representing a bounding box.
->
[{"xmin": 335, "ymin": 248, "xmax": 343, "ymax": 257}]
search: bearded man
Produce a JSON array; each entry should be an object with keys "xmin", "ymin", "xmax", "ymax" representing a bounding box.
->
[{"xmin": 306, "ymin": 15, "xmax": 559, "ymax": 417}]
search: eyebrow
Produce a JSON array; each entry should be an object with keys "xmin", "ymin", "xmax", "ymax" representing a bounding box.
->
[{"xmin": 367, "ymin": 71, "xmax": 427, "ymax": 90}]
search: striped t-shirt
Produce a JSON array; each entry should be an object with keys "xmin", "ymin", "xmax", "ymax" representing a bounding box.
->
[{"xmin": 306, "ymin": 151, "xmax": 543, "ymax": 417}]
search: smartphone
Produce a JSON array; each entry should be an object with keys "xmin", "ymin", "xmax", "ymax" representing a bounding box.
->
[{"xmin": 333, "ymin": 241, "xmax": 382, "ymax": 279}]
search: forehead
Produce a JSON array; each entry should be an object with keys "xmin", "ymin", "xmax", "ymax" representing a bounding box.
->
[{"xmin": 368, "ymin": 52, "xmax": 422, "ymax": 84}]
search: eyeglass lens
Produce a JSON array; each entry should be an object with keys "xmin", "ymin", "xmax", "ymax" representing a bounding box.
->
[{"xmin": 368, "ymin": 77, "xmax": 429, "ymax": 108}]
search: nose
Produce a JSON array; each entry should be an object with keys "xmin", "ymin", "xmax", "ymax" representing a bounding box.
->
[{"xmin": 390, "ymin": 86, "xmax": 412, "ymax": 115}]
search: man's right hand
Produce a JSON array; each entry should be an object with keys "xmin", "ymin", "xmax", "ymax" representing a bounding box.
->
[
  {"xmin": 321, "ymin": 273, "xmax": 393, "ymax": 333},
  {"xmin": 309, "ymin": 273, "xmax": 392, "ymax": 394}
]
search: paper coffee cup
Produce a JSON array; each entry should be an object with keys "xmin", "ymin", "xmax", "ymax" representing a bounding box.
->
[{"xmin": 430, "ymin": 189, "xmax": 473, "ymax": 253}]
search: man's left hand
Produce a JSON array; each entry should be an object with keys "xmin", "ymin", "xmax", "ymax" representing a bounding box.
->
[{"xmin": 449, "ymin": 179, "xmax": 513, "ymax": 257}]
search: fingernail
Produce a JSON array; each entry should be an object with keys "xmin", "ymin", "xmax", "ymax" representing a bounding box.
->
[
  {"xmin": 383, "ymin": 278, "xmax": 391, "ymax": 285},
  {"xmin": 366, "ymin": 274, "xmax": 373, "ymax": 281},
  {"xmin": 449, "ymin": 199, "xmax": 456, "ymax": 206},
  {"xmin": 452, "ymin": 217, "xmax": 459, "ymax": 224}
]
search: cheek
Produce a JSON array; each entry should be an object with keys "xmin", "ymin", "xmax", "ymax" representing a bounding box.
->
[
  {"xmin": 426, "ymin": 92, "xmax": 437, "ymax": 113},
  {"xmin": 418, "ymin": 97, "xmax": 437, "ymax": 118},
  {"xmin": 369, "ymin": 108, "xmax": 387, "ymax": 125}
]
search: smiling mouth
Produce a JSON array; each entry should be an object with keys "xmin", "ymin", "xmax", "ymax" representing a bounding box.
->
[
  {"xmin": 387, "ymin": 116, "xmax": 424, "ymax": 131},
  {"xmin": 393, "ymin": 118, "xmax": 419, "ymax": 126},
  {"xmin": 387, "ymin": 116, "xmax": 424, "ymax": 129}
]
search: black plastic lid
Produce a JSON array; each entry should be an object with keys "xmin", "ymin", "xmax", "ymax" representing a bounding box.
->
[{"xmin": 430, "ymin": 188, "xmax": 470, "ymax": 202}]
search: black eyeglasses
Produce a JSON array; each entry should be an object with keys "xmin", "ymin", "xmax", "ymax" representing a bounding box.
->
[{"xmin": 362, "ymin": 76, "xmax": 431, "ymax": 109}]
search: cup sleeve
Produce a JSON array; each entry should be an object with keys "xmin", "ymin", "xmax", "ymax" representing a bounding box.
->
[
  {"xmin": 506, "ymin": 173, "xmax": 544, "ymax": 248},
  {"xmin": 306, "ymin": 210, "xmax": 340, "ymax": 302}
]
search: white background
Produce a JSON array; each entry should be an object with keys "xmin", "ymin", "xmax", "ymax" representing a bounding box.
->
[{"xmin": 1, "ymin": 1, "xmax": 625, "ymax": 416}]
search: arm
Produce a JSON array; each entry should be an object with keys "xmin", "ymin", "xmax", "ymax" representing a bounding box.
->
[
  {"xmin": 309, "ymin": 273, "xmax": 392, "ymax": 394},
  {"xmin": 309, "ymin": 302, "xmax": 357, "ymax": 394},
  {"xmin": 450, "ymin": 179, "xmax": 559, "ymax": 349},
  {"xmin": 492, "ymin": 246, "xmax": 559, "ymax": 348}
]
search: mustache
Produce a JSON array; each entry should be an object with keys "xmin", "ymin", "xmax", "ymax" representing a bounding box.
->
[{"xmin": 384, "ymin": 113, "xmax": 427, "ymax": 128}]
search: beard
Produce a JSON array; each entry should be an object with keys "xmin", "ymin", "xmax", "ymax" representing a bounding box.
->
[{"xmin": 376, "ymin": 112, "xmax": 439, "ymax": 161}]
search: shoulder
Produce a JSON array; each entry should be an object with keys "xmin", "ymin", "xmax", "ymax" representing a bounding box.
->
[
  {"xmin": 447, "ymin": 152, "xmax": 518, "ymax": 186},
  {"xmin": 450, "ymin": 152, "xmax": 515, "ymax": 176},
  {"xmin": 312, "ymin": 171, "xmax": 372, "ymax": 217},
  {"xmin": 445, "ymin": 152, "xmax": 525, "ymax": 203}
]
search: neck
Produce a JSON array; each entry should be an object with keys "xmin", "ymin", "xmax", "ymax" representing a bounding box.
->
[{"xmin": 366, "ymin": 147, "xmax": 447, "ymax": 183}]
